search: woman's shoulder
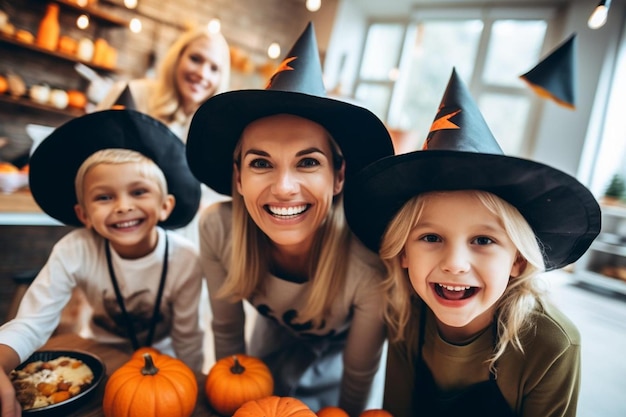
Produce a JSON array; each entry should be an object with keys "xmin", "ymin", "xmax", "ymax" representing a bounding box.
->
[{"xmin": 199, "ymin": 200, "xmax": 232, "ymax": 241}]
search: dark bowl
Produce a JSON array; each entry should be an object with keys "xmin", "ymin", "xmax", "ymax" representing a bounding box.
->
[{"xmin": 14, "ymin": 350, "xmax": 105, "ymax": 416}]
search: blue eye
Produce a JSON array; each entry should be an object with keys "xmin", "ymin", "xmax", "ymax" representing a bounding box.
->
[
  {"xmin": 249, "ymin": 158, "xmax": 272, "ymax": 169},
  {"xmin": 474, "ymin": 236, "xmax": 494, "ymax": 245},
  {"xmin": 298, "ymin": 158, "xmax": 320, "ymax": 168},
  {"xmin": 420, "ymin": 234, "xmax": 441, "ymax": 243}
]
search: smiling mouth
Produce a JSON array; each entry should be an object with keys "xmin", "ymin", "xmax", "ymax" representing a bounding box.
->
[
  {"xmin": 265, "ymin": 204, "xmax": 309, "ymax": 218},
  {"xmin": 434, "ymin": 283, "xmax": 477, "ymax": 300},
  {"xmin": 112, "ymin": 219, "xmax": 142, "ymax": 229}
]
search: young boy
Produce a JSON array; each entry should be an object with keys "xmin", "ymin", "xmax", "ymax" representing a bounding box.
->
[{"xmin": 0, "ymin": 110, "xmax": 204, "ymax": 415}]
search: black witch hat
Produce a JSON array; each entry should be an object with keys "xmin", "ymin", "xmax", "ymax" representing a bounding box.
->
[
  {"xmin": 29, "ymin": 109, "xmax": 200, "ymax": 229},
  {"xmin": 186, "ymin": 22, "xmax": 394, "ymax": 196},
  {"xmin": 344, "ymin": 68, "xmax": 600, "ymax": 270},
  {"xmin": 520, "ymin": 34, "xmax": 577, "ymax": 110}
]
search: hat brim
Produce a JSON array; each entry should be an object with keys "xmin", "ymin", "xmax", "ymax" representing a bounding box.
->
[
  {"xmin": 186, "ymin": 90, "xmax": 394, "ymax": 196},
  {"xmin": 29, "ymin": 110, "xmax": 200, "ymax": 229},
  {"xmin": 344, "ymin": 151, "xmax": 601, "ymax": 270}
]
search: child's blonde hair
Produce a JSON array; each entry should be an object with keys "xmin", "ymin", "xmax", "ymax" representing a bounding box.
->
[
  {"xmin": 380, "ymin": 190, "xmax": 546, "ymax": 371},
  {"xmin": 218, "ymin": 132, "xmax": 349, "ymax": 325},
  {"xmin": 149, "ymin": 26, "xmax": 231, "ymax": 126},
  {"xmin": 74, "ymin": 149, "xmax": 168, "ymax": 207}
]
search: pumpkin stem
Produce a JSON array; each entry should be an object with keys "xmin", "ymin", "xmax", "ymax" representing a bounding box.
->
[
  {"xmin": 141, "ymin": 353, "xmax": 160, "ymax": 376},
  {"xmin": 230, "ymin": 355, "xmax": 245, "ymax": 374}
]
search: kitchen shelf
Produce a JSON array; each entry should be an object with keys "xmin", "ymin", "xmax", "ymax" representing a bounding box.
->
[
  {"xmin": 0, "ymin": 34, "xmax": 120, "ymax": 73},
  {"xmin": 0, "ymin": 93, "xmax": 85, "ymax": 118},
  {"xmin": 574, "ymin": 203, "xmax": 626, "ymax": 296},
  {"xmin": 43, "ymin": 0, "xmax": 130, "ymax": 27}
]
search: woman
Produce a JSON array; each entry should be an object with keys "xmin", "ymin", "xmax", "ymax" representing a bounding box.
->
[
  {"xmin": 97, "ymin": 24, "xmax": 231, "ymax": 141},
  {"xmin": 186, "ymin": 23, "xmax": 395, "ymax": 416}
]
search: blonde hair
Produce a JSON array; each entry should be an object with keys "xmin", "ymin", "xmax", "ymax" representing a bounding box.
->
[
  {"xmin": 148, "ymin": 26, "xmax": 231, "ymax": 125},
  {"xmin": 218, "ymin": 133, "xmax": 350, "ymax": 325},
  {"xmin": 380, "ymin": 190, "xmax": 546, "ymax": 371},
  {"xmin": 74, "ymin": 149, "xmax": 168, "ymax": 207}
]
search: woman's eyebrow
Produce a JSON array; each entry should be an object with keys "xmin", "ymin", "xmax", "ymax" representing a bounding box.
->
[
  {"xmin": 243, "ymin": 149, "xmax": 270, "ymax": 157},
  {"xmin": 296, "ymin": 147, "xmax": 325, "ymax": 157}
]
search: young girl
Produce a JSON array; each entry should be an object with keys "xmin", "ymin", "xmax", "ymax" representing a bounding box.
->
[
  {"xmin": 343, "ymin": 69, "xmax": 601, "ymax": 417},
  {"xmin": 186, "ymin": 23, "xmax": 394, "ymax": 416}
]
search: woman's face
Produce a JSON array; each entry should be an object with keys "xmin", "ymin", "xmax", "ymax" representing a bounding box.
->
[
  {"xmin": 401, "ymin": 191, "xmax": 523, "ymax": 343},
  {"xmin": 175, "ymin": 36, "xmax": 225, "ymax": 114},
  {"xmin": 235, "ymin": 114, "xmax": 345, "ymax": 255}
]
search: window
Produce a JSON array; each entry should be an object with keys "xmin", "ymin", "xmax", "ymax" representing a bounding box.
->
[{"xmin": 354, "ymin": 7, "xmax": 556, "ymax": 155}]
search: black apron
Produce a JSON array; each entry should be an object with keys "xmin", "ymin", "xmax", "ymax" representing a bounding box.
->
[{"xmin": 413, "ymin": 304, "xmax": 515, "ymax": 417}]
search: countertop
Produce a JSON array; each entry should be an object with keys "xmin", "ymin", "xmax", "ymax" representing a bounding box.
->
[{"xmin": 0, "ymin": 189, "xmax": 61, "ymax": 226}]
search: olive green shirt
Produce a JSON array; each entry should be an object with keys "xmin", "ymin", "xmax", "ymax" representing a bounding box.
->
[{"xmin": 384, "ymin": 299, "xmax": 580, "ymax": 417}]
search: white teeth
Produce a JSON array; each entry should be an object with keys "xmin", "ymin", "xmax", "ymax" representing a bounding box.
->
[
  {"xmin": 268, "ymin": 205, "xmax": 307, "ymax": 216},
  {"xmin": 115, "ymin": 220, "xmax": 140, "ymax": 228},
  {"xmin": 438, "ymin": 284, "xmax": 471, "ymax": 292}
]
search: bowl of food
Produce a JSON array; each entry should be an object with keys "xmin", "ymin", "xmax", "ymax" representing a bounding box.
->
[{"xmin": 10, "ymin": 350, "xmax": 105, "ymax": 416}]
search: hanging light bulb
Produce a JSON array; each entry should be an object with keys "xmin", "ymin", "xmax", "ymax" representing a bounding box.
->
[
  {"xmin": 588, "ymin": 0, "xmax": 611, "ymax": 29},
  {"xmin": 75, "ymin": 0, "xmax": 88, "ymax": 6},
  {"xmin": 207, "ymin": 18, "xmax": 221, "ymax": 34},
  {"xmin": 129, "ymin": 17, "xmax": 142, "ymax": 33},
  {"xmin": 124, "ymin": 0, "xmax": 138, "ymax": 9},
  {"xmin": 76, "ymin": 14, "xmax": 89, "ymax": 30},
  {"xmin": 267, "ymin": 42, "xmax": 281, "ymax": 59},
  {"xmin": 306, "ymin": 0, "xmax": 321, "ymax": 12}
]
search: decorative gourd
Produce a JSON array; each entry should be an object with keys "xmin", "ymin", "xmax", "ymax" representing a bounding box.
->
[
  {"xmin": 205, "ymin": 354, "xmax": 274, "ymax": 416},
  {"xmin": 233, "ymin": 396, "xmax": 316, "ymax": 417},
  {"xmin": 360, "ymin": 410, "xmax": 393, "ymax": 417},
  {"xmin": 102, "ymin": 353, "xmax": 197, "ymax": 417},
  {"xmin": 317, "ymin": 406, "xmax": 349, "ymax": 417}
]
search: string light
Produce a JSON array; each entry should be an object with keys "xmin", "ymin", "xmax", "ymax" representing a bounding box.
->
[
  {"xmin": 124, "ymin": 0, "xmax": 138, "ymax": 9},
  {"xmin": 76, "ymin": 14, "xmax": 89, "ymax": 29},
  {"xmin": 129, "ymin": 17, "xmax": 142, "ymax": 33},
  {"xmin": 588, "ymin": 0, "xmax": 611, "ymax": 29},
  {"xmin": 208, "ymin": 18, "xmax": 221, "ymax": 34},
  {"xmin": 267, "ymin": 42, "xmax": 281, "ymax": 59},
  {"xmin": 306, "ymin": 0, "xmax": 321, "ymax": 12}
]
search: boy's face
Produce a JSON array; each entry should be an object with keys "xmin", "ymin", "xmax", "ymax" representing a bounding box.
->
[
  {"xmin": 74, "ymin": 162, "xmax": 174, "ymax": 259},
  {"xmin": 400, "ymin": 190, "xmax": 523, "ymax": 343}
]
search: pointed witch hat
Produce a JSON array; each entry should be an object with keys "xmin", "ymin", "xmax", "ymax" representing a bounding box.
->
[
  {"xmin": 29, "ymin": 109, "xmax": 201, "ymax": 229},
  {"xmin": 111, "ymin": 84, "xmax": 137, "ymax": 110},
  {"xmin": 520, "ymin": 33, "xmax": 577, "ymax": 110},
  {"xmin": 186, "ymin": 21, "xmax": 394, "ymax": 196},
  {"xmin": 344, "ymin": 68, "xmax": 600, "ymax": 270}
]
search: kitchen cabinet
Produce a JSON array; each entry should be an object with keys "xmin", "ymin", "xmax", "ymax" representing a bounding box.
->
[
  {"xmin": 0, "ymin": 0, "xmax": 130, "ymax": 161},
  {"xmin": 574, "ymin": 204, "xmax": 626, "ymax": 295}
]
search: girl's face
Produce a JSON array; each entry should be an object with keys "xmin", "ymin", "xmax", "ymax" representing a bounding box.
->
[
  {"xmin": 175, "ymin": 36, "xmax": 224, "ymax": 114},
  {"xmin": 235, "ymin": 114, "xmax": 344, "ymax": 256},
  {"xmin": 74, "ymin": 163, "xmax": 174, "ymax": 259},
  {"xmin": 401, "ymin": 191, "xmax": 523, "ymax": 343}
]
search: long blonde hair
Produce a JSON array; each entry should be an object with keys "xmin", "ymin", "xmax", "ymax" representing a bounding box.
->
[
  {"xmin": 380, "ymin": 190, "xmax": 546, "ymax": 371},
  {"xmin": 148, "ymin": 26, "xmax": 231, "ymax": 125},
  {"xmin": 217, "ymin": 133, "xmax": 351, "ymax": 325}
]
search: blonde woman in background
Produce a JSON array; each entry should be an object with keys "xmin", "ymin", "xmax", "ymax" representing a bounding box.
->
[{"xmin": 97, "ymin": 24, "xmax": 231, "ymax": 141}]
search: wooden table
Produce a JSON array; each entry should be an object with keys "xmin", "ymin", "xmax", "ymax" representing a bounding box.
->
[{"xmin": 39, "ymin": 333, "xmax": 215, "ymax": 416}]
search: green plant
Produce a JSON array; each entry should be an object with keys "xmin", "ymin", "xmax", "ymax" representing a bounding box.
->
[{"xmin": 604, "ymin": 174, "xmax": 626, "ymax": 199}]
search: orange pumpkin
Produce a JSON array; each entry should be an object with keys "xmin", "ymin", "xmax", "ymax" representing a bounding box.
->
[
  {"xmin": 205, "ymin": 354, "xmax": 274, "ymax": 416},
  {"xmin": 102, "ymin": 353, "xmax": 197, "ymax": 417},
  {"xmin": 360, "ymin": 410, "xmax": 394, "ymax": 417},
  {"xmin": 317, "ymin": 406, "xmax": 349, "ymax": 417},
  {"xmin": 0, "ymin": 75, "xmax": 7, "ymax": 94},
  {"xmin": 131, "ymin": 346, "xmax": 161, "ymax": 360},
  {"xmin": 67, "ymin": 90, "xmax": 87, "ymax": 109},
  {"xmin": 234, "ymin": 396, "xmax": 316, "ymax": 417}
]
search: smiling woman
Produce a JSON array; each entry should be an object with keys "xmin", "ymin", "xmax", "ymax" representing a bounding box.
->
[{"xmin": 186, "ymin": 22, "xmax": 395, "ymax": 417}]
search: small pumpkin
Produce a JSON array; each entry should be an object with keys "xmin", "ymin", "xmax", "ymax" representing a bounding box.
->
[
  {"xmin": 360, "ymin": 410, "xmax": 393, "ymax": 417},
  {"xmin": 131, "ymin": 346, "xmax": 161, "ymax": 360},
  {"xmin": 205, "ymin": 354, "xmax": 274, "ymax": 416},
  {"xmin": 317, "ymin": 406, "xmax": 349, "ymax": 417},
  {"xmin": 234, "ymin": 396, "xmax": 316, "ymax": 417},
  {"xmin": 102, "ymin": 353, "xmax": 197, "ymax": 417}
]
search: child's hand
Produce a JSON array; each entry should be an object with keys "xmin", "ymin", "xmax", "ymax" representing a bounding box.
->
[{"xmin": 0, "ymin": 369, "xmax": 21, "ymax": 417}]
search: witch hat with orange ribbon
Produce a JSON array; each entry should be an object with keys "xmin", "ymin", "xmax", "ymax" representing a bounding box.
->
[
  {"xmin": 344, "ymin": 68, "xmax": 600, "ymax": 270},
  {"xmin": 111, "ymin": 84, "xmax": 137, "ymax": 110},
  {"xmin": 520, "ymin": 33, "xmax": 577, "ymax": 110},
  {"xmin": 186, "ymin": 21, "xmax": 394, "ymax": 196}
]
